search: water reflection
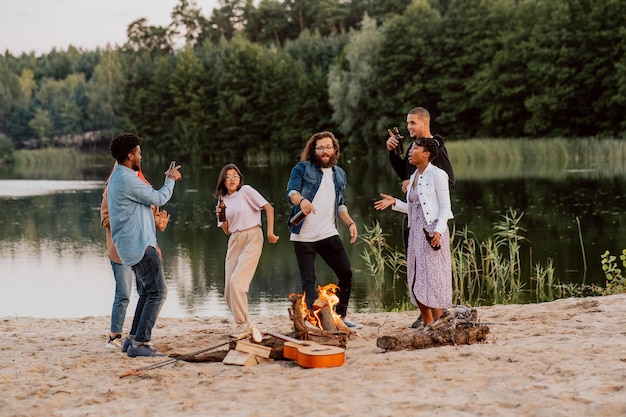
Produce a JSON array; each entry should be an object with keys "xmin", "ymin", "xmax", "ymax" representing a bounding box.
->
[
  {"xmin": 0, "ymin": 180, "xmax": 103, "ymax": 197},
  {"xmin": 1, "ymin": 155, "xmax": 625, "ymax": 318}
]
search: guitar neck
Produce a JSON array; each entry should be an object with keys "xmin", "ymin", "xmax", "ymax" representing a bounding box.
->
[{"xmin": 265, "ymin": 331, "xmax": 309, "ymax": 345}]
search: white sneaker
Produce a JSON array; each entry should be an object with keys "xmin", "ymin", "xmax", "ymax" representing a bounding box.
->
[
  {"xmin": 105, "ymin": 335, "xmax": 123, "ymax": 349},
  {"xmin": 250, "ymin": 326, "xmax": 263, "ymax": 343},
  {"xmin": 342, "ymin": 318, "xmax": 362, "ymax": 329},
  {"xmin": 229, "ymin": 323, "xmax": 251, "ymax": 338}
]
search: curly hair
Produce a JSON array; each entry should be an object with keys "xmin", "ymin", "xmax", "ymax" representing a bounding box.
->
[
  {"xmin": 412, "ymin": 136, "xmax": 440, "ymax": 161},
  {"xmin": 299, "ymin": 131, "xmax": 341, "ymax": 163},
  {"xmin": 110, "ymin": 133, "xmax": 141, "ymax": 164}
]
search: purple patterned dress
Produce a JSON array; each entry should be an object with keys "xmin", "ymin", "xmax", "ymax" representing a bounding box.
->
[{"xmin": 406, "ymin": 183, "xmax": 452, "ymax": 309}]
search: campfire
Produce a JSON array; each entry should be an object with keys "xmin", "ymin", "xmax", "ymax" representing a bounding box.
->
[{"xmin": 288, "ymin": 284, "xmax": 352, "ymax": 348}]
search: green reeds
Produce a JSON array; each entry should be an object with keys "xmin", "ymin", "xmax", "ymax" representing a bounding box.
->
[
  {"xmin": 531, "ymin": 259, "xmax": 556, "ymax": 302},
  {"xmin": 359, "ymin": 221, "xmax": 389, "ymax": 283},
  {"xmin": 12, "ymin": 148, "xmax": 107, "ymax": 179},
  {"xmin": 451, "ymin": 209, "xmax": 528, "ymax": 306},
  {"xmin": 359, "ymin": 221, "xmax": 407, "ymax": 286},
  {"xmin": 362, "ymin": 208, "xmax": 583, "ymax": 310},
  {"xmin": 576, "ymin": 216, "xmax": 587, "ymax": 284},
  {"xmin": 446, "ymin": 137, "xmax": 626, "ymax": 180},
  {"xmin": 450, "ymin": 226, "xmax": 482, "ymax": 305},
  {"xmin": 359, "ymin": 221, "xmax": 407, "ymax": 309}
]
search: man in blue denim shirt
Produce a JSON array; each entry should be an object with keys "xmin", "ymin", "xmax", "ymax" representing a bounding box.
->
[
  {"xmin": 108, "ymin": 133, "xmax": 182, "ymax": 357},
  {"xmin": 286, "ymin": 131, "xmax": 360, "ymax": 328}
]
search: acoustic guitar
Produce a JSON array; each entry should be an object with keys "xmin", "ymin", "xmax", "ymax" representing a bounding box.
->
[{"xmin": 266, "ymin": 331, "xmax": 345, "ymax": 368}]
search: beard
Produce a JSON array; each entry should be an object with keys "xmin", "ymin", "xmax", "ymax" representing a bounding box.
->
[{"xmin": 314, "ymin": 153, "xmax": 337, "ymax": 168}]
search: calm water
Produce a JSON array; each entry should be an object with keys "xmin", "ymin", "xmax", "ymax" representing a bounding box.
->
[{"xmin": 1, "ymin": 154, "xmax": 625, "ymax": 318}]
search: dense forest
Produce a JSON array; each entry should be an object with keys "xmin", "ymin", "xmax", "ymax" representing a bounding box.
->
[{"xmin": 0, "ymin": 0, "xmax": 625, "ymax": 163}]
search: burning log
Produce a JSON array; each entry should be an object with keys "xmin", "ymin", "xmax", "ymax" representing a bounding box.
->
[
  {"xmin": 319, "ymin": 305, "xmax": 337, "ymax": 332},
  {"xmin": 288, "ymin": 287, "xmax": 352, "ymax": 349},
  {"xmin": 376, "ymin": 306, "xmax": 490, "ymax": 351}
]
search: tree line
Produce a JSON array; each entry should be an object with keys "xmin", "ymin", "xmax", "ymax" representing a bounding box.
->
[{"xmin": 0, "ymin": 0, "xmax": 624, "ymax": 163}]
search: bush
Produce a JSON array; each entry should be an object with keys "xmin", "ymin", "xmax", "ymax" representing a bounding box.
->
[
  {"xmin": 600, "ymin": 249, "xmax": 626, "ymax": 295},
  {"xmin": 0, "ymin": 133, "xmax": 14, "ymax": 163}
]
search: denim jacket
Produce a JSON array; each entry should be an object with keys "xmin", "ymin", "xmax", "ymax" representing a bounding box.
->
[
  {"xmin": 392, "ymin": 162, "xmax": 453, "ymax": 235},
  {"xmin": 108, "ymin": 164, "xmax": 175, "ymax": 266},
  {"xmin": 285, "ymin": 160, "xmax": 347, "ymax": 234}
]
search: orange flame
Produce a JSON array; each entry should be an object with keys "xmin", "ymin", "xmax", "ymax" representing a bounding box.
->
[{"xmin": 298, "ymin": 284, "xmax": 342, "ymax": 330}]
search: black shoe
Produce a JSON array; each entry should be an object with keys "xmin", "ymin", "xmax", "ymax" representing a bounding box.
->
[
  {"xmin": 410, "ymin": 316, "xmax": 424, "ymax": 329},
  {"xmin": 121, "ymin": 337, "xmax": 133, "ymax": 353},
  {"xmin": 127, "ymin": 343, "xmax": 165, "ymax": 357}
]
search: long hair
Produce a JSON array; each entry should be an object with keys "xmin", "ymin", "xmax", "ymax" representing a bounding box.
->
[
  {"xmin": 299, "ymin": 131, "xmax": 341, "ymax": 163},
  {"xmin": 214, "ymin": 163, "xmax": 244, "ymax": 197}
]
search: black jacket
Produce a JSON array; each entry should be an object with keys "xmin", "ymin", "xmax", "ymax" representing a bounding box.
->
[{"xmin": 388, "ymin": 133, "xmax": 455, "ymax": 188}]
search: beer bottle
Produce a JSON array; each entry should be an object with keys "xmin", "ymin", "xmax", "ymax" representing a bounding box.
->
[{"xmin": 218, "ymin": 195, "xmax": 227, "ymax": 222}]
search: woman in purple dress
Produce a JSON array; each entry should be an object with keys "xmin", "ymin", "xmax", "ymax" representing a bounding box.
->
[{"xmin": 374, "ymin": 136, "xmax": 453, "ymax": 326}]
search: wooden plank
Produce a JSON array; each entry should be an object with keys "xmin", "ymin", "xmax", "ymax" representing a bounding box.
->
[
  {"xmin": 223, "ymin": 350, "xmax": 258, "ymax": 366},
  {"xmin": 235, "ymin": 340, "xmax": 272, "ymax": 358}
]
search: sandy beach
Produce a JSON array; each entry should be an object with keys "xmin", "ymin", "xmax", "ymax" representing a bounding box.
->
[{"xmin": 2, "ymin": 294, "xmax": 626, "ymax": 417}]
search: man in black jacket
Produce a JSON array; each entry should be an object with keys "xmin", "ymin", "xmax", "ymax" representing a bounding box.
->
[
  {"xmin": 385, "ymin": 106, "xmax": 454, "ymax": 328},
  {"xmin": 386, "ymin": 107, "xmax": 454, "ymax": 199}
]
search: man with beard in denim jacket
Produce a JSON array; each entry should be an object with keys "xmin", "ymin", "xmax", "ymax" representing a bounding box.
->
[{"xmin": 286, "ymin": 131, "xmax": 360, "ymax": 328}]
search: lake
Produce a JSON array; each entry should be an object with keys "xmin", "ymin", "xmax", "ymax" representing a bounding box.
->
[{"xmin": 1, "ymin": 150, "xmax": 625, "ymax": 318}]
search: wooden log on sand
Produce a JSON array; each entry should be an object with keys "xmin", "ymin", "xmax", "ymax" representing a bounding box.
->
[{"xmin": 376, "ymin": 306, "xmax": 490, "ymax": 351}]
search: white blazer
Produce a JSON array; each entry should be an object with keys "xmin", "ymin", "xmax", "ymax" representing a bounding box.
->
[{"xmin": 392, "ymin": 162, "xmax": 453, "ymax": 235}]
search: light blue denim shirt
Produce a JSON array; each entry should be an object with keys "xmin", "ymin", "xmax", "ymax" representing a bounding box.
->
[
  {"xmin": 107, "ymin": 164, "xmax": 175, "ymax": 266},
  {"xmin": 285, "ymin": 160, "xmax": 347, "ymax": 234}
]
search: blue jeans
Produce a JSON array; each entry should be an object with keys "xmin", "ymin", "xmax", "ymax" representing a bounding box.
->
[
  {"xmin": 130, "ymin": 246, "xmax": 167, "ymax": 344},
  {"xmin": 293, "ymin": 235, "xmax": 353, "ymax": 317},
  {"xmin": 109, "ymin": 260, "xmax": 134, "ymax": 333}
]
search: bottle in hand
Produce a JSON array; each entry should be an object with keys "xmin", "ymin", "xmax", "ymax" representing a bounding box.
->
[
  {"xmin": 423, "ymin": 228, "xmax": 441, "ymax": 251},
  {"xmin": 218, "ymin": 196, "xmax": 227, "ymax": 222},
  {"xmin": 391, "ymin": 127, "xmax": 404, "ymax": 156},
  {"xmin": 290, "ymin": 210, "xmax": 306, "ymax": 226}
]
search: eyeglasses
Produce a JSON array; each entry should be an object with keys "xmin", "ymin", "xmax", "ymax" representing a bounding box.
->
[
  {"xmin": 225, "ymin": 175, "xmax": 240, "ymax": 180},
  {"xmin": 315, "ymin": 145, "xmax": 334, "ymax": 152},
  {"xmin": 413, "ymin": 137, "xmax": 440, "ymax": 147}
]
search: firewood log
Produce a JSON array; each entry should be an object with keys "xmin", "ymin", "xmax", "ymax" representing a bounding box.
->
[{"xmin": 320, "ymin": 306, "xmax": 337, "ymax": 331}]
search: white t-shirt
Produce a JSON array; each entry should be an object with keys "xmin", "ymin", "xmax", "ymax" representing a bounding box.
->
[
  {"xmin": 291, "ymin": 168, "xmax": 338, "ymax": 242},
  {"xmin": 217, "ymin": 185, "xmax": 268, "ymax": 233}
]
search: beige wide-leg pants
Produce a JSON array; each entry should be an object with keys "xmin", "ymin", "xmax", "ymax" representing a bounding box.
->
[{"xmin": 224, "ymin": 226, "xmax": 263, "ymax": 326}]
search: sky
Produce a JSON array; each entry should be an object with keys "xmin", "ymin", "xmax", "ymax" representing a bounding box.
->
[{"xmin": 0, "ymin": 0, "xmax": 220, "ymax": 56}]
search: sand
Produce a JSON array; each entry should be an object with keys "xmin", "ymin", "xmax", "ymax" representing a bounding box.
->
[{"xmin": 2, "ymin": 294, "xmax": 626, "ymax": 417}]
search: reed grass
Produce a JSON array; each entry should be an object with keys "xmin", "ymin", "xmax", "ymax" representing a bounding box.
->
[
  {"xmin": 11, "ymin": 148, "xmax": 109, "ymax": 179},
  {"xmin": 576, "ymin": 216, "xmax": 587, "ymax": 284},
  {"xmin": 358, "ymin": 221, "xmax": 407, "ymax": 310},
  {"xmin": 531, "ymin": 259, "xmax": 556, "ymax": 302},
  {"xmin": 446, "ymin": 137, "xmax": 626, "ymax": 180},
  {"xmin": 360, "ymin": 208, "xmax": 605, "ymax": 311},
  {"xmin": 359, "ymin": 221, "xmax": 407, "ymax": 286}
]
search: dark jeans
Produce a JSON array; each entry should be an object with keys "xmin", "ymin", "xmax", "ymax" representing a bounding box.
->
[
  {"xmin": 130, "ymin": 246, "xmax": 167, "ymax": 344},
  {"xmin": 293, "ymin": 235, "xmax": 353, "ymax": 317}
]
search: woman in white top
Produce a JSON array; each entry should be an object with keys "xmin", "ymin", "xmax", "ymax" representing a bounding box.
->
[
  {"xmin": 374, "ymin": 137, "xmax": 453, "ymax": 326},
  {"xmin": 214, "ymin": 163, "xmax": 279, "ymax": 333}
]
